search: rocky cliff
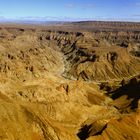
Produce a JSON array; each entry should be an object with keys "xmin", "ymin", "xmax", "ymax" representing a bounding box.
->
[{"xmin": 0, "ymin": 23, "xmax": 140, "ymax": 140}]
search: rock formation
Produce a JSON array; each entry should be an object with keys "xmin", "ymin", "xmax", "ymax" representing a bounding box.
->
[{"xmin": 0, "ymin": 22, "xmax": 140, "ymax": 140}]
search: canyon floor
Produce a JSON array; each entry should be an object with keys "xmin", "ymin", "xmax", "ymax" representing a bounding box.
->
[{"xmin": 0, "ymin": 22, "xmax": 140, "ymax": 140}]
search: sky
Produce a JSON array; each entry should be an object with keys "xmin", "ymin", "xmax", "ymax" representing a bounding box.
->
[{"xmin": 0, "ymin": 0, "xmax": 140, "ymax": 21}]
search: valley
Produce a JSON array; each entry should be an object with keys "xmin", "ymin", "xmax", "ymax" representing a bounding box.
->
[{"xmin": 0, "ymin": 22, "xmax": 139, "ymax": 140}]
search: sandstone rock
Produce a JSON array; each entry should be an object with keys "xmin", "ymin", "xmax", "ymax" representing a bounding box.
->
[{"xmin": 0, "ymin": 23, "xmax": 139, "ymax": 140}]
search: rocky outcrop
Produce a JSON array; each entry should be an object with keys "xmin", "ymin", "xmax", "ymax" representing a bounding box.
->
[
  {"xmin": 0, "ymin": 23, "xmax": 139, "ymax": 140},
  {"xmin": 37, "ymin": 29, "xmax": 140, "ymax": 81}
]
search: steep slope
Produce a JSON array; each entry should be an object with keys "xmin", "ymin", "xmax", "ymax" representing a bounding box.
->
[
  {"xmin": 38, "ymin": 30, "xmax": 140, "ymax": 81},
  {"xmin": 0, "ymin": 25, "xmax": 139, "ymax": 140},
  {"xmin": 0, "ymin": 27, "xmax": 140, "ymax": 81}
]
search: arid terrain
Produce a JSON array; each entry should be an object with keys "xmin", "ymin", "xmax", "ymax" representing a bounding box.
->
[{"xmin": 0, "ymin": 21, "xmax": 140, "ymax": 140}]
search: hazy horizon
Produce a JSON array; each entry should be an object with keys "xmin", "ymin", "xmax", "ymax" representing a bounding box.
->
[{"xmin": 0, "ymin": 0, "xmax": 140, "ymax": 22}]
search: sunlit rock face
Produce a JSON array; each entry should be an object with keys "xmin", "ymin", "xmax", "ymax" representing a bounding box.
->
[{"xmin": 0, "ymin": 22, "xmax": 140, "ymax": 140}]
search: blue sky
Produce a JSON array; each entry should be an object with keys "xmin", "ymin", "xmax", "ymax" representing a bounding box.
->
[{"xmin": 0, "ymin": 0, "xmax": 140, "ymax": 21}]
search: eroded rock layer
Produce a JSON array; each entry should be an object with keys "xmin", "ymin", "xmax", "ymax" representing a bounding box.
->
[{"xmin": 0, "ymin": 23, "xmax": 140, "ymax": 140}]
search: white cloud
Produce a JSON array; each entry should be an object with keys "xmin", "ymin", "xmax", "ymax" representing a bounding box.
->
[
  {"xmin": 81, "ymin": 4, "xmax": 95, "ymax": 9},
  {"xmin": 65, "ymin": 4, "xmax": 75, "ymax": 8},
  {"xmin": 64, "ymin": 3, "xmax": 95, "ymax": 9}
]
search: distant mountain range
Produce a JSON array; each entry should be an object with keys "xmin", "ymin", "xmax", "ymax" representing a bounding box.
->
[
  {"xmin": 0, "ymin": 17, "xmax": 69, "ymax": 25},
  {"xmin": 0, "ymin": 17, "xmax": 140, "ymax": 26},
  {"xmin": 0, "ymin": 19, "xmax": 65, "ymax": 25}
]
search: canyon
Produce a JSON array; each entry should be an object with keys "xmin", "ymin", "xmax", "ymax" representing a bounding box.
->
[{"xmin": 0, "ymin": 22, "xmax": 140, "ymax": 140}]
